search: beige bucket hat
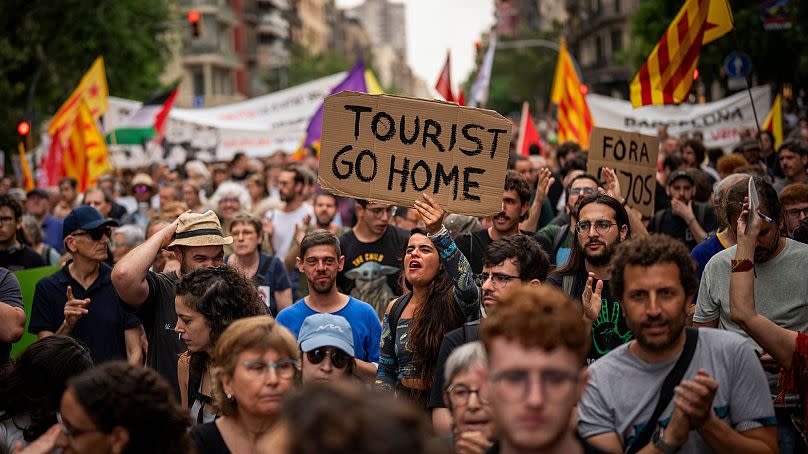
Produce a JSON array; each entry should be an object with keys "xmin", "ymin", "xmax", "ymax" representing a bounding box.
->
[{"xmin": 167, "ymin": 210, "xmax": 233, "ymax": 248}]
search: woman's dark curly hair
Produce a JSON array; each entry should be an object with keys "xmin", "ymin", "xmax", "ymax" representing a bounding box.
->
[
  {"xmin": 68, "ymin": 362, "xmax": 192, "ymax": 454},
  {"xmin": 0, "ymin": 336, "xmax": 92, "ymax": 442},
  {"xmin": 401, "ymin": 228, "xmax": 463, "ymax": 395},
  {"xmin": 176, "ymin": 265, "xmax": 268, "ymax": 404}
]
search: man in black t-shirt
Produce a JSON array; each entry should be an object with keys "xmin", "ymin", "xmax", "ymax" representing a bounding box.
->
[
  {"xmin": 0, "ymin": 195, "xmax": 45, "ymax": 271},
  {"xmin": 548, "ymin": 194, "xmax": 633, "ymax": 363},
  {"xmin": 337, "ymin": 199, "xmax": 409, "ymax": 320},
  {"xmin": 456, "ymin": 171, "xmax": 532, "ymax": 274},
  {"xmin": 430, "ymin": 234, "xmax": 549, "ymax": 434},
  {"xmin": 648, "ymin": 170, "xmax": 717, "ymax": 251},
  {"xmin": 112, "ymin": 210, "xmax": 232, "ymax": 397}
]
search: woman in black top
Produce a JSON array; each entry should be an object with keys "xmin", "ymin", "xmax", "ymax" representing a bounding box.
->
[{"xmin": 191, "ymin": 316, "xmax": 299, "ymax": 453}]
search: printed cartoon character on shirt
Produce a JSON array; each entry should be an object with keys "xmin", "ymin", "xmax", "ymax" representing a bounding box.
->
[{"xmin": 344, "ymin": 258, "xmax": 398, "ymax": 319}]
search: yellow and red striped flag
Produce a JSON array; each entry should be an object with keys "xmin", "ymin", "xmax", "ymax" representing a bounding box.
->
[
  {"xmin": 550, "ymin": 38, "xmax": 593, "ymax": 149},
  {"xmin": 629, "ymin": 0, "xmax": 733, "ymax": 108},
  {"xmin": 762, "ymin": 93, "xmax": 782, "ymax": 148},
  {"xmin": 48, "ymin": 57, "xmax": 109, "ymax": 135},
  {"xmin": 63, "ymin": 100, "xmax": 111, "ymax": 191}
]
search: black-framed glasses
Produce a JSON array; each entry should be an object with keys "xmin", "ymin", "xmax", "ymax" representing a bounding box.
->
[
  {"xmin": 72, "ymin": 226, "xmax": 111, "ymax": 241},
  {"xmin": 242, "ymin": 359, "xmax": 298, "ymax": 379},
  {"xmin": 786, "ymin": 207, "xmax": 808, "ymax": 219},
  {"xmin": 57, "ymin": 412, "xmax": 102, "ymax": 439},
  {"xmin": 306, "ymin": 347, "xmax": 352, "ymax": 369},
  {"xmin": 446, "ymin": 384, "xmax": 490, "ymax": 406},
  {"xmin": 474, "ymin": 272, "xmax": 520, "ymax": 288},
  {"xmin": 575, "ymin": 220, "xmax": 617, "ymax": 236},
  {"xmin": 568, "ymin": 186, "xmax": 597, "ymax": 197},
  {"xmin": 366, "ymin": 206, "xmax": 396, "ymax": 218},
  {"xmin": 489, "ymin": 369, "xmax": 579, "ymax": 403}
]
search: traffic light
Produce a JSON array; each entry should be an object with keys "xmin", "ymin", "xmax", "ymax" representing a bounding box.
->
[
  {"xmin": 17, "ymin": 121, "xmax": 30, "ymax": 137},
  {"xmin": 578, "ymin": 84, "xmax": 589, "ymax": 95},
  {"xmin": 188, "ymin": 10, "xmax": 202, "ymax": 38}
]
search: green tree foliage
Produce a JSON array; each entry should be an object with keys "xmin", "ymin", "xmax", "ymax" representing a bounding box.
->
[
  {"xmin": 463, "ymin": 30, "xmax": 562, "ymax": 118},
  {"xmin": 268, "ymin": 44, "xmax": 383, "ymax": 93},
  {"xmin": 0, "ymin": 0, "xmax": 172, "ymax": 153},
  {"xmin": 624, "ymin": 0, "xmax": 808, "ymax": 98}
]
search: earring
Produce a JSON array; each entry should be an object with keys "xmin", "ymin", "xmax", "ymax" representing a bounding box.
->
[{"xmin": 227, "ymin": 393, "xmax": 233, "ymax": 400}]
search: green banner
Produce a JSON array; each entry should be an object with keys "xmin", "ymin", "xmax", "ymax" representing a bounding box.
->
[{"xmin": 10, "ymin": 265, "xmax": 61, "ymax": 359}]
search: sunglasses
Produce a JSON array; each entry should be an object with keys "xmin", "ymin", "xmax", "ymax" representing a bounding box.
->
[
  {"xmin": 133, "ymin": 185, "xmax": 150, "ymax": 194},
  {"xmin": 72, "ymin": 226, "xmax": 111, "ymax": 241},
  {"xmin": 306, "ymin": 347, "xmax": 351, "ymax": 369}
]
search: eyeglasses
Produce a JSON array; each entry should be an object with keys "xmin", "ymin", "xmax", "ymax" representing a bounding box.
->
[
  {"xmin": 575, "ymin": 220, "xmax": 617, "ymax": 236},
  {"xmin": 474, "ymin": 272, "xmax": 520, "ymax": 288},
  {"xmin": 132, "ymin": 185, "xmax": 150, "ymax": 194},
  {"xmin": 72, "ymin": 226, "xmax": 111, "ymax": 241},
  {"xmin": 786, "ymin": 207, "xmax": 808, "ymax": 219},
  {"xmin": 220, "ymin": 197, "xmax": 240, "ymax": 204},
  {"xmin": 306, "ymin": 347, "xmax": 352, "ymax": 369},
  {"xmin": 446, "ymin": 384, "xmax": 490, "ymax": 407},
  {"xmin": 568, "ymin": 186, "xmax": 597, "ymax": 197},
  {"xmin": 57, "ymin": 412, "xmax": 102, "ymax": 439},
  {"xmin": 366, "ymin": 206, "xmax": 396, "ymax": 218},
  {"xmin": 242, "ymin": 359, "xmax": 298, "ymax": 379},
  {"xmin": 0, "ymin": 216, "xmax": 15, "ymax": 225},
  {"xmin": 489, "ymin": 369, "xmax": 579, "ymax": 404}
]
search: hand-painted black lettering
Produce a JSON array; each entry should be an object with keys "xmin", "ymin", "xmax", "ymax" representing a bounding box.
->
[
  {"xmin": 462, "ymin": 167, "xmax": 485, "ymax": 201},
  {"xmin": 344, "ymin": 104, "xmax": 373, "ymax": 139},
  {"xmin": 422, "ymin": 119, "xmax": 445, "ymax": 152},
  {"xmin": 388, "ymin": 155, "xmax": 410, "ymax": 192},
  {"xmin": 400, "ymin": 115, "xmax": 420, "ymax": 145},
  {"xmin": 460, "ymin": 124, "xmax": 483, "ymax": 156},
  {"xmin": 410, "ymin": 160, "xmax": 433, "ymax": 192},
  {"xmin": 488, "ymin": 128, "xmax": 507, "ymax": 159},
  {"xmin": 371, "ymin": 111, "xmax": 396, "ymax": 141},
  {"xmin": 449, "ymin": 123, "xmax": 457, "ymax": 151},
  {"xmin": 435, "ymin": 163, "xmax": 459, "ymax": 200},
  {"xmin": 602, "ymin": 136, "xmax": 613, "ymax": 158},
  {"xmin": 332, "ymin": 145, "xmax": 354, "ymax": 180},
  {"xmin": 355, "ymin": 150, "xmax": 377, "ymax": 182}
]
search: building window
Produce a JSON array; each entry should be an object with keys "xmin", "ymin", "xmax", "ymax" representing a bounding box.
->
[
  {"xmin": 615, "ymin": 0, "xmax": 621, "ymax": 14},
  {"xmin": 193, "ymin": 70, "xmax": 204, "ymax": 97},
  {"xmin": 595, "ymin": 35, "xmax": 604, "ymax": 64},
  {"xmin": 611, "ymin": 30, "xmax": 622, "ymax": 55}
]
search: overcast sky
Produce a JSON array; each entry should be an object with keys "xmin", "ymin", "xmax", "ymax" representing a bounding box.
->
[{"xmin": 335, "ymin": 0, "xmax": 495, "ymax": 91}]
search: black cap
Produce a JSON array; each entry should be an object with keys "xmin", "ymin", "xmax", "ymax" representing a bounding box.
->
[
  {"xmin": 667, "ymin": 170, "xmax": 695, "ymax": 187},
  {"xmin": 26, "ymin": 188, "xmax": 50, "ymax": 199},
  {"xmin": 63, "ymin": 206, "xmax": 119, "ymax": 241}
]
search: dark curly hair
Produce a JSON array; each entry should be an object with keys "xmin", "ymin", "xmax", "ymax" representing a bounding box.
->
[
  {"xmin": 68, "ymin": 361, "xmax": 192, "ymax": 454},
  {"xmin": 483, "ymin": 234, "xmax": 550, "ymax": 282},
  {"xmin": 0, "ymin": 336, "xmax": 92, "ymax": 442},
  {"xmin": 176, "ymin": 265, "xmax": 268, "ymax": 407},
  {"xmin": 609, "ymin": 234, "xmax": 699, "ymax": 300}
]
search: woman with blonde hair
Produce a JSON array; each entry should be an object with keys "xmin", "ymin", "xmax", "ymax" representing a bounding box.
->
[{"xmin": 190, "ymin": 316, "xmax": 299, "ymax": 454}]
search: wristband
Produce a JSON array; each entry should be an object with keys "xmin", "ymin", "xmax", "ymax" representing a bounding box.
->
[
  {"xmin": 731, "ymin": 258, "xmax": 755, "ymax": 273},
  {"xmin": 428, "ymin": 225, "xmax": 448, "ymax": 239}
]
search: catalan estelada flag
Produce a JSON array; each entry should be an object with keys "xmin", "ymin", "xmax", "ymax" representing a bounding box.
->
[
  {"xmin": 550, "ymin": 38, "xmax": 593, "ymax": 149},
  {"xmin": 629, "ymin": 0, "xmax": 733, "ymax": 107},
  {"xmin": 762, "ymin": 93, "xmax": 783, "ymax": 148}
]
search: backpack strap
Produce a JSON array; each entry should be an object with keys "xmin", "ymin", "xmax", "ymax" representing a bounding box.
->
[
  {"xmin": 562, "ymin": 274, "xmax": 575, "ymax": 296},
  {"xmin": 552, "ymin": 225, "xmax": 569, "ymax": 257},
  {"xmin": 388, "ymin": 292, "xmax": 413, "ymax": 343},
  {"xmin": 462, "ymin": 320, "xmax": 480, "ymax": 344}
]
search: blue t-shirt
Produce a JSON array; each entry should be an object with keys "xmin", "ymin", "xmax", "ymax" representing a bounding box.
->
[
  {"xmin": 691, "ymin": 234, "xmax": 727, "ymax": 280},
  {"xmin": 42, "ymin": 215, "xmax": 64, "ymax": 254},
  {"xmin": 276, "ymin": 296, "xmax": 381, "ymax": 363}
]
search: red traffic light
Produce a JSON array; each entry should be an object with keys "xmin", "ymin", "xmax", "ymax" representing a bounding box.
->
[
  {"xmin": 693, "ymin": 68, "xmax": 699, "ymax": 80},
  {"xmin": 17, "ymin": 121, "xmax": 30, "ymax": 136},
  {"xmin": 579, "ymin": 84, "xmax": 589, "ymax": 95},
  {"xmin": 188, "ymin": 10, "xmax": 201, "ymax": 24}
]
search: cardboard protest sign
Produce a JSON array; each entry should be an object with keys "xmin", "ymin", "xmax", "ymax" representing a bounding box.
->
[
  {"xmin": 318, "ymin": 92, "xmax": 511, "ymax": 217},
  {"xmin": 586, "ymin": 127, "xmax": 659, "ymax": 218}
]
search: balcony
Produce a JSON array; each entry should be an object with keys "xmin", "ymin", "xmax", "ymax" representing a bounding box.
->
[
  {"xmin": 182, "ymin": 42, "xmax": 242, "ymax": 69},
  {"xmin": 258, "ymin": 13, "xmax": 289, "ymax": 38},
  {"xmin": 257, "ymin": 42, "xmax": 290, "ymax": 69},
  {"xmin": 179, "ymin": 0, "xmax": 238, "ymax": 26}
]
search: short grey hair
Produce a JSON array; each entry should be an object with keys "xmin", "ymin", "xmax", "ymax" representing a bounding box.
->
[
  {"xmin": 444, "ymin": 341, "xmax": 487, "ymax": 389},
  {"xmin": 713, "ymin": 173, "xmax": 749, "ymax": 205},
  {"xmin": 208, "ymin": 181, "xmax": 252, "ymax": 212},
  {"xmin": 185, "ymin": 160, "xmax": 211, "ymax": 181},
  {"xmin": 113, "ymin": 225, "xmax": 145, "ymax": 247}
]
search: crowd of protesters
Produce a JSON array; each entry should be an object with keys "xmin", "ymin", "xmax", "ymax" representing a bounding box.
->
[{"xmin": 0, "ymin": 115, "xmax": 805, "ymax": 454}]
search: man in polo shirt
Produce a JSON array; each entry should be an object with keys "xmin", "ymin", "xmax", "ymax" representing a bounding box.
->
[
  {"xmin": 112, "ymin": 210, "xmax": 231, "ymax": 396},
  {"xmin": 29, "ymin": 206, "xmax": 142, "ymax": 364}
]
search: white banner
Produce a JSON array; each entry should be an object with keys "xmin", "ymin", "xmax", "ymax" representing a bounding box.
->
[
  {"xmin": 586, "ymin": 86, "xmax": 771, "ymax": 151},
  {"xmin": 105, "ymin": 72, "xmax": 346, "ymax": 168}
]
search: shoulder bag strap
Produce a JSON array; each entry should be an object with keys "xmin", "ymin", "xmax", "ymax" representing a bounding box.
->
[
  {"xmin": 388, "ymin": 292, "xmax": 412, "ymax": 343},
  {"xmin": 626, "ymin": 327, "xmax": 700, "ymax": 454}
]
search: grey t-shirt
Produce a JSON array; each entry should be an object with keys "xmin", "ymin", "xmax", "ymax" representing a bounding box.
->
[
  {"xmin": 693, "ymin": 239, "xmax": 808, "ymax": 351},
  {"xmin": 578, "ymin": 329, "xmax": 775, "ymax": 453}
]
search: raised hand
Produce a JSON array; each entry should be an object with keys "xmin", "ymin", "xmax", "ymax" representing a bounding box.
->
[
  {"xmin": 454, "ymin": 431, "xmax": 493, "ymax": 454},
  {"xmin": 159, "ymin": 214, "xmax": 183, "ymax": 249},
  {"xmin": 64, "ymin": 285, "xmax": 91, "ymax": 329},
  {"xmin": 293, "ymin": 214, "xmax": 312, "ymax": 246},
  {"xmin": 674, "ymin": 369, "xmax": 719, "ymax": 430},
  {"xmin": 413, "ymin": 193, "xmax": 446, "ymax": 235},
  {"xmin": 534, "ymin": 168, "xmax": 555, "ymax": 204},
  {"xmin": 13, "ymin": 424, "xmax": 61, "ymax": 454},
  {"xmin": 601, "ymin": 167, "xmax": 623, "ymax": 201},
  {"xmin": 582, "ymin": 272, "xmax": 603, "ymax": 322},
  {"xmin": 736, "ymin": 196, "xmax": 762, "ymax": 250},
  {"xmin": 671, "ymin": 198, "xmax": 695, "ymax": 222}
]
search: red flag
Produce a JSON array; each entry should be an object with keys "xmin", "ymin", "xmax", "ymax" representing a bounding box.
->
[
  {"xmin": 457, "ymin": 89, "xmax": 466, "ymax": 106},
  {"xmin": 435, "ymin": 52, "xmax": 455, "ymax": 102},
  {"xmin": 516, "ymin": 102, "xmax": 542, "ymax": 157}
]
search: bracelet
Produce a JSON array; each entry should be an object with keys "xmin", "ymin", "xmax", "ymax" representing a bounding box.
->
[
  {"xmin": 731, "ymin": 258, "xmax": 755, "ymax": 274},
  {"xmin": 428, "ymin": 225, "xmax": 448, "ymax": 239}
]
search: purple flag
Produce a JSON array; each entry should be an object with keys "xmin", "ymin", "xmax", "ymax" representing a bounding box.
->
[{"xmin": 302, "ymin": 58, "xmax": 367, "ymax": 149}]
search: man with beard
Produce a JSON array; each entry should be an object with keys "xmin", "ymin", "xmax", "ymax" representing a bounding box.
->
[
  {"xmin": 579, "ymin": 234, "xmax": 776, "ymax": 453},
  {"xmin": 548, "ymin": 194, "xmax": 633, "ymax": 362},
  {"xmin": 264, "ymin": 165, "xmax": 314, "ymax": 260},
  {"xmin": 276, "ymin": 230, "xmax": 380, "ymax": 382},
  {"xmin": 774, "ymin": 142, "xmax": 808, "ymax": 193},
  {"xmin": 337, "ymin": 199, "xmax": 409, "ymax": 319},
  {"xmin": 456, "ymin": 171, "xmax": 532, "ymax": 274},
  {"xmin": 430, "ymin": 234, "xmax": 549, "ymax": 434},
  {"xmin": 112, "ymin": 210, "xmax": 231, "ymax": 396}
]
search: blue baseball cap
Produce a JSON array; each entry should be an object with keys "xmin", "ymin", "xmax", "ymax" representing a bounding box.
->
[
  {"xmin": 297, "ymin": 313, "xmax": 355, "ymax": 357},
  {"xmin": 63, "ymin": 206, "xmax": 119, "ymax": 241}
]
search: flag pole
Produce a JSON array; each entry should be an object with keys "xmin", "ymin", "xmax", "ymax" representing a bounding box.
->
[{"xmin": 730, "ymin": 29, "xmax": 761, "ymax": 136}]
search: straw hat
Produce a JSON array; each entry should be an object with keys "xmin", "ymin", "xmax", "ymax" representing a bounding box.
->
[
  {"xmin": 167, "ymin": 210, "xmax": 233, "ymax": 248},
  {"xmin": 131, "ymin": 173, "xmax": 156, "ymax": 191}
]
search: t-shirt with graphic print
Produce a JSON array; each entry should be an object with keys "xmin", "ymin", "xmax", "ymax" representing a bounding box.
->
[
  {"xmin": 578, "ymin": 328, "xmax": 776, "ymax": 453},
  {"xmin": 337, "ymin": 226, "xmax": 410, "ymax": 320},
  {"xmin": 548, "ymin": 268, "xmax": 633, "ymax": 363}
]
